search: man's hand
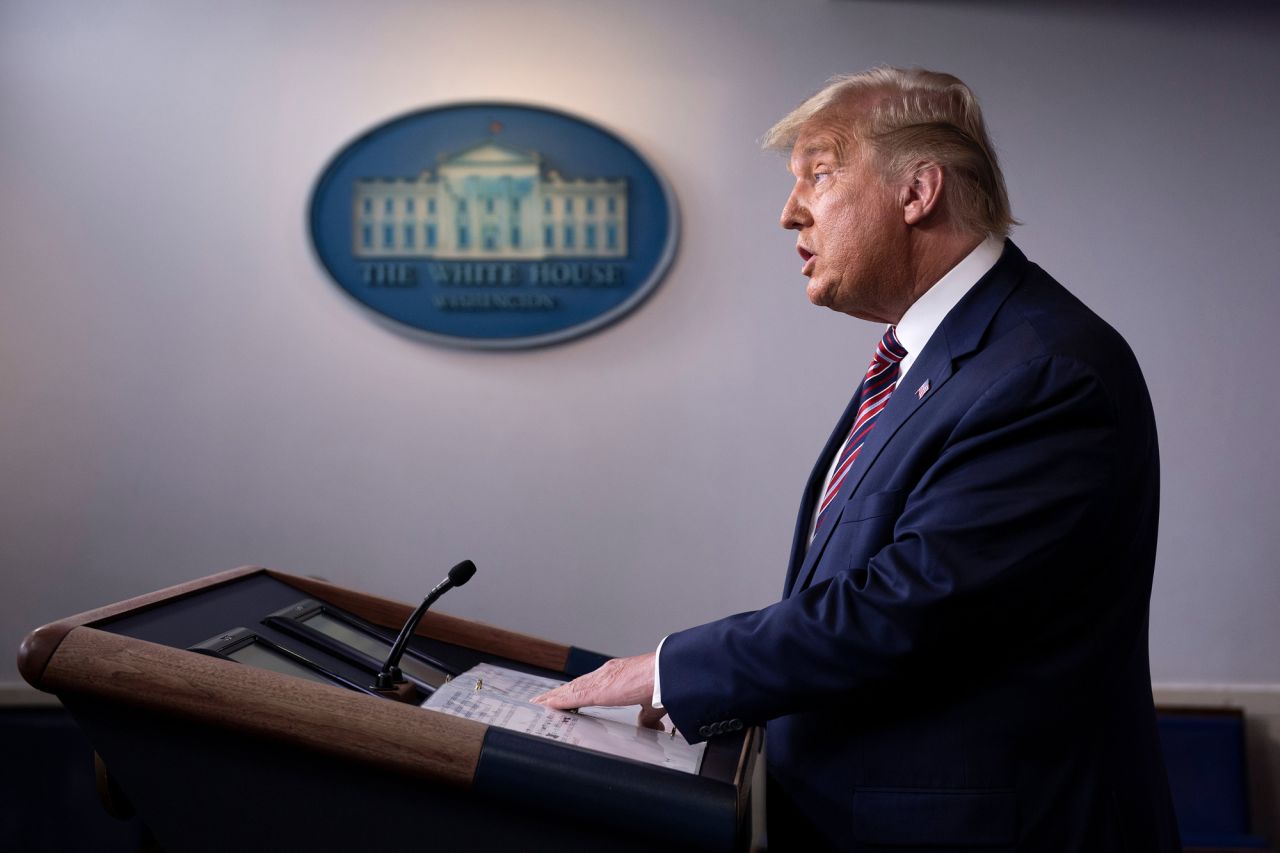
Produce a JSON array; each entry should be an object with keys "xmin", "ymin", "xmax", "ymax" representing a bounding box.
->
[{"xmin": 531, "ymin": 652, "xmax": 666, "ymax": 730}]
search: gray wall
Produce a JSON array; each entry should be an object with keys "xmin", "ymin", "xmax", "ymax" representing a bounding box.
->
[{"xmin": 3, "ymin": 0, "xmax": 1278, "ymax": 688}]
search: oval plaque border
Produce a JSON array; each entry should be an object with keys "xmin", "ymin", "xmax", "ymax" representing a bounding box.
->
[{"xmin": 307, "ymin": 101, "xmax": 680, "ymax": 350}]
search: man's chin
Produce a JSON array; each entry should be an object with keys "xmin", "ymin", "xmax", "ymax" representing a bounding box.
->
[{"xmin": 805, "ymin": 280, "xmax": 831, "ymax": 307}]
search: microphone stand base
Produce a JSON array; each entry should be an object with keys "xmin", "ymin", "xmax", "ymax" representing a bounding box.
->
[{"xmin": 368, "ymin": 681, "xmax": 422, "ymax": 704}]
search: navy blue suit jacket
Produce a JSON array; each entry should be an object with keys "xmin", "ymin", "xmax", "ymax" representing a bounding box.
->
[{"xmin": 661, "ymin": 243, "xmax": 1180, "ymax": 851}]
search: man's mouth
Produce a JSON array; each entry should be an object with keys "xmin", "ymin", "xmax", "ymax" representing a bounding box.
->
[{"xmin": 798, "ymin": 246, "xmax": 815, "ymax": 276}]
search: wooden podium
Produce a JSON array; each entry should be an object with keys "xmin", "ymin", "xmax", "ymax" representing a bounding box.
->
[{"xmin": 18, "ymin": 567, "xmax": 760, "ymax": 852}]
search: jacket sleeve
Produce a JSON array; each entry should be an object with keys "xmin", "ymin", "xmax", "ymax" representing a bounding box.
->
[{"xmin": 659, "ymin": 354, "xmax": 1138, "ymax": 743}]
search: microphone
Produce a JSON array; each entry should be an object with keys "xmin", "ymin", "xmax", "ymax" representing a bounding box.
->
[{"xmin": 374, "ymin": 560, "xmax": 476, "ymax": 691}]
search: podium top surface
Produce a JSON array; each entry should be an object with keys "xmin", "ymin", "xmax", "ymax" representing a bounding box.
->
[{"xmin": 17, "ymin": 567, "xmax": 759, "ymax": 851}]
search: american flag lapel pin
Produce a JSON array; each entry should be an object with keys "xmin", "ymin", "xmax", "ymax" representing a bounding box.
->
[{"xmin": 915, "ymin": 379, "xmax": 930, "ymax": 399}]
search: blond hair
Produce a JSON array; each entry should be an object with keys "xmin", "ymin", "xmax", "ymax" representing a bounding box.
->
[{"xmin": 764, "ymin": 67, "xmax": 1016, "ymax": 237}]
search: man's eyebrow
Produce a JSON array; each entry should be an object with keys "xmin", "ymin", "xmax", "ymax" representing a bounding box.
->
[
  {"xmin": 800, "ymin": 130, "xmax": 844, "ymax": 158},
  {"xmin": 790, "ymin": 136, "xmax": 842, "ymax": 175}
]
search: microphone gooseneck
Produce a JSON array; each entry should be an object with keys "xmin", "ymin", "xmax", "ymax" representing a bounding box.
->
[{"xmin": 374, "ymin": 560, "xmax": 476, "ymax": 691}]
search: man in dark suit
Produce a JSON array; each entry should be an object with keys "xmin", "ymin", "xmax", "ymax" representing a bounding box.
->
[{"xmin": 535, "ymin": 67, "xmax": 1180, "ymax": 851}]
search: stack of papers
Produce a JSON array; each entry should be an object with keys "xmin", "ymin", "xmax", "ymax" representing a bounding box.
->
[{"xmin": 421, "ymin": 662, "xmax": 706, "ymax": 774}]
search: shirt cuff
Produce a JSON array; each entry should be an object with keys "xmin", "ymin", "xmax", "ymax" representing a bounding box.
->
[{"xmin": 651, "ymin": 635, "xmax": 668, "ymax": 709}]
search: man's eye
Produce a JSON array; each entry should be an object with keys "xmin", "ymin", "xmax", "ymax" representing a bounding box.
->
[{"xmin": 813, "ymin": 170, "xmax": 832, "ymax": 184}]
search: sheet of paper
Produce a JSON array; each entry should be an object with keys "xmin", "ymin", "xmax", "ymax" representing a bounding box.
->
[{"xmin": 420, "ymin": 662, "xmax": 706, "ymax": 774}]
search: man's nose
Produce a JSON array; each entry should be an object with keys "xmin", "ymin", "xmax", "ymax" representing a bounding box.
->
[{"xmin": 780, "ymin": 189, "xmax": 810, "ymax": 230}]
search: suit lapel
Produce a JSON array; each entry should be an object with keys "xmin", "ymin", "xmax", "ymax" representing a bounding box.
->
[
  {"xmin": 791, "ymin": 342, "xmax": 956, "ymax": 593},
  {"xmin": 783, "ymin": 388, "xmax": 867, "ymax": 598},
  {"xmin": 789, "ymin": 241, "xmax": 1031, "ymax": 594}
]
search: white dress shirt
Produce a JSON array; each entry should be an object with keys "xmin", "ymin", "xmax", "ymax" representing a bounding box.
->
[{"xmin": 653, "ymin": 236, "xmax": 1006, "ymax": 711}]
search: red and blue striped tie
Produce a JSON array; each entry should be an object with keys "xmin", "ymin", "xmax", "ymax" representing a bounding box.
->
[{"xmin": 812, "ymin": 326, "xmax": 908, "ymax": 539}]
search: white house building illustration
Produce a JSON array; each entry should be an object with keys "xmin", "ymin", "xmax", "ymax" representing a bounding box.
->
[{"xmin": 352, "ymin": 141, "xmax": 628, "ymax": 260}]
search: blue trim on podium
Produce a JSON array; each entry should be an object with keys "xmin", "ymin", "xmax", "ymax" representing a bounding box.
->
[
  {"xmin": 564, "ymin": 646, "xmax": 612, "ymax": 678},
  {"xmin": 474, "ymin": 727, "xmax": 736, "ymax": 850}
]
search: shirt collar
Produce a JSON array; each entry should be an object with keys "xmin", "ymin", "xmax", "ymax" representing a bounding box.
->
[{"xmin": 895, "ymin": 235, "xmax": 1005, "ymax": 380}]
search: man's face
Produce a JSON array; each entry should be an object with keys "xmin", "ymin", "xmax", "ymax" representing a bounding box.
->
[{"xmin": 781, "ymin": 124, "xmax": 908, "ymax": 323}]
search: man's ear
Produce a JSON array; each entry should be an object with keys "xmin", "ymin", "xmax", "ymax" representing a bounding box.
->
[{"xmin": 902, "ymin": 162, "xmax": 944, "ymax": 226}]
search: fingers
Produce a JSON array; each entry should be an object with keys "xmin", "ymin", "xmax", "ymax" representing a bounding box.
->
[
  {"xmin": 637, "ymin": 704, "xmax": 666, "ymax": 731},
  {"xmin": 532, "ymin": 679, "xmax": 583, "ymax": 710},
  {"xmin": 531, "ymin": 652, "xmax": 656, "ymax": 710},
  {"xmin": 532, "ymin": 668, "xmax": 603, "ymax": 709}
]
